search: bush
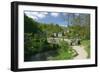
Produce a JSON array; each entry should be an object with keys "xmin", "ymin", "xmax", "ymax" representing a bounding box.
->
[{"xmin": 24, "ymin": 32, "xmax": 60, "ymax": 61}]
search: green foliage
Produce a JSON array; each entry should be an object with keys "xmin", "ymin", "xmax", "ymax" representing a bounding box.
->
[
  {"xmin": 24, "ymin": 14, "xmax": 41, "ymax": 33},
  {"xmin": 67, "ymin": 25, "xmax": 90, "ymax": 40},
  {"xmin": 39, "ymin": 23, "xmax": 63, "ymax": 37},
  {"xmin": 81, "ymin": 40, "xmax": 90, "ymax": 58},
  {"xmin": 24, "ymin": 33, "xmax": 48, "ymax": 61},
  {"xmin": 62, "ymin": 13, "xmax": 90, "ymax": 40},
  {"xmin": 54, "ymin": 41, "xmax": 77, "ymax": 60}
]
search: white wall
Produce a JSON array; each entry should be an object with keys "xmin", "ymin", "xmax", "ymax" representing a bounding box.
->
[{"xmin": 0, "ymin": 0, "xmax": 99, "ymax": 73}]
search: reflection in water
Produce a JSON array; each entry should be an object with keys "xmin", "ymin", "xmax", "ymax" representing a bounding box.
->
[{"xmin": 26, "ymin": 50, "xmax": 58, "ymax": 61}]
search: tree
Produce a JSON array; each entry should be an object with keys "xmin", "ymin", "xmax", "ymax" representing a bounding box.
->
[
  {"xmin": 24, "ymin": 14, "xmax": 41, "ymax": 34},
  {"xmin": 63, "ymin": 13, "xmax": 90, "ymax": 40}
]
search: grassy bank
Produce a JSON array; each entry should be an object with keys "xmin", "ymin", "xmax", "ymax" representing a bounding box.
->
[{"xmin": 81, "ymin": 40, "xmax": 90, "ymax": 58}]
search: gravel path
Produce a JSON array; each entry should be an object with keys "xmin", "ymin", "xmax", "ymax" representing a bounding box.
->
[{"xmin": 72, "ymin": 46, "xmax": 88, "ymax": 59}]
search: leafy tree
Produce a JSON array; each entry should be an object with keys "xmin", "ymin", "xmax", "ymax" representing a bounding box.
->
[{"xmin": 24, "ymin": 14, "xmax": 41, "ymax": 34}]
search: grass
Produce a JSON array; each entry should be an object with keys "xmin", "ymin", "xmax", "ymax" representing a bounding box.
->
[
  {"xmin": 81, "ymin": 40, "xmax": 90, "ymax": 58},
  {"xmin": 53, "ymin": 41, "xmax": 78, "ymax": 60}
]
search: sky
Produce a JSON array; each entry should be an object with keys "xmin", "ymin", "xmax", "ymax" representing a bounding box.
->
[{"xmin": 24, "ymin": 11, "xmax": 83, "ymax": 27}]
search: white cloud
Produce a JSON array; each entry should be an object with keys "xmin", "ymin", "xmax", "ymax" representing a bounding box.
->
[
  {"xmin": 24, "ymin": 12, "xmax": 38, "ymax": 20},
  {"xmin": 24, "ymin": 11, "xmax": 48, "ymax": 20},
  {"xmin": 37, "ymin": 12, "xmax": 47, "ymax": 19},
  {"xmin": 30, "ymin": 16, "xmax": 38, "ymax": 20},
  {"xmin": 75, "ymin": 13, "xmax": 80, "ymax": 16},
  {"xmin": 51, "ymin": 13, "xmax": 59, "ymax": 17}
]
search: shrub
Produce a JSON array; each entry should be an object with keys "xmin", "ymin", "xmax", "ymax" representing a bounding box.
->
[{"xmin": 24, "ymin": 32, "xmax": 60, "ymax": 61}]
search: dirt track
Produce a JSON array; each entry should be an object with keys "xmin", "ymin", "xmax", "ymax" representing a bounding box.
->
[{"xmin": 72, "ymin": 46, "xmax": 87, "ymax": 59}]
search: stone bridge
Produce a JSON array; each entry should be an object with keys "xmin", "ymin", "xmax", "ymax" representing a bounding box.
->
[{"xmin": 47, "ymin": 37, "xmax": 80, "ymax": 45}]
